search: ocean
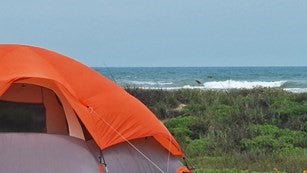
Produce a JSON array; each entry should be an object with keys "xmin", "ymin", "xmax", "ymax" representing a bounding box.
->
[{"xmin": 93, "ymin": 67, "xmax": 307, "ymax": 93}]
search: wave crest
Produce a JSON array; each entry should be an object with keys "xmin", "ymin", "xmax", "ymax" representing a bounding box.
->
[
  {"xmin": 284, "ymin": 88, "xmax": 307, "ymax": 93},
  {"xmin": 127, "ymin": 81, "xmax": 173, "ymax": 86},
  {"xmin": 203, "ymin": 80, "xmax": 286, "ymax": 89}
]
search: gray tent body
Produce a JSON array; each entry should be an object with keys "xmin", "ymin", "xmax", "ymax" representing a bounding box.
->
[{"xmin": 0, "ymin": 133, "xmax": 183, "ymax": 173}]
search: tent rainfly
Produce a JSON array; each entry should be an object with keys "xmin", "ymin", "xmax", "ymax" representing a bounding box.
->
[{"xmin": 0, "ymin": 44, "xmax": 192, "ymax": 173}]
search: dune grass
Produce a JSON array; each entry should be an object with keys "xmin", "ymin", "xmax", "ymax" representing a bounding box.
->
[{"xmin": 125, "ymin": 87, "xmax": 307, "ymax": 173}]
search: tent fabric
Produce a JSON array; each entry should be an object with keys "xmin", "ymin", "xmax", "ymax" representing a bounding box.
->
[
  {"xmin": 87, "ymin": 137, "xmax": 183, "ymax": 173},
  {"xmin": 0, "ymin": 133, "xmax": 98, "ymax": 173},
  {"xmin": 41, "ymin": 86, "xmax": 69, "ymax": 135},
  {"xmin": 0, "ymin": 44, "xmax": 183, "ymax": 156},
  {"xmin": 0, "ymin": 133, "xmax": 184, "ymax": 173}
]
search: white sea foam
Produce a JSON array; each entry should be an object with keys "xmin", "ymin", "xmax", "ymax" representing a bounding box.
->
[
  {"xmin": 140, "ymin": 86, "xmax": 182, "ymax": 90},
  {"xmin": 140, "ymin": 85, "xmax": 207, "ymax": 90},
  {"xmin": 203, "ymin": 80, "xmax": 287, "ymax": 89},
  {"xmin": 140, "ymin": 80, "xmax": 290, "ymax": 90},
  {"xmin": 130, "ymin": 80, "xmax": 307, "ymax": 93},
  {"xmin": 284, "ymin": 88, "xmax": 307, "ymax": 93},
  {"xmin": 128, "ymin": 81, "xmax": 173, "ymax": 86},
  {"xmin": 141, "ymin": 86, "xmax": 307, "ymax": 93}
]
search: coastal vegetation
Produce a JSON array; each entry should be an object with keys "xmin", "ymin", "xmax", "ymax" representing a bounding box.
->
[{"xmin": 125, "ymin": 87, "xmax": 307, "ymax": 173}]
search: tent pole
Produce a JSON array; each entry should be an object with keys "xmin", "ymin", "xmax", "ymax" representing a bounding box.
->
[{"xmin": 99, "ymin": 150, "xmax": 109, "ymax": 173}]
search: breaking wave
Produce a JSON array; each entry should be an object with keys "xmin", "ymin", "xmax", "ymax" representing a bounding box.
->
[
  {"xmin": 202, "ymin": 80, "xmax": 287, "ymax": 89},
  {"xmin": 128, "ymin": 81, "xmax": 173, "ymax": 86},
  {"xmin": 284, "ymin": 88, "xmax": 307, "ymax": 93},
  {"xmin": 140, "ymin": 80, "xmax": 288, "ymax": 90},
  {"xmin": 126, "ymin": 80, "xmax": 307, "ymax": 93}
]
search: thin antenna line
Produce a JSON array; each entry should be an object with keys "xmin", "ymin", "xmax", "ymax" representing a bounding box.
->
[
  {"xmin": 91, "ymin": 109, "xmax": 165, "ymax": 173},
  {"xmin": 103, "ymin": 62, "xmax": 117, "ymax": 83},
  {"xmin": 166, "ymin": 132, "xmax": 172, "ymax": 173}
]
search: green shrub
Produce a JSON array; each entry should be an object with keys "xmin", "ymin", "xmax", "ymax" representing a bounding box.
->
[
  {"xmin": 168, "ymin": 127, "xmax": 192, "ymax": 147},
  {"xmin": 150, "ymin": 102, "xmax": 167, "ymax": 119},
  {"xmin": 164, "ymin": 116, "xmax": 196, "ymax": 129},
  {"xmin": 242, "ymin": 124, "xmax": 307, "ymax": 154},
  {"xmin": 125, "ymin": 88, "xmax": 307, "ymax": 172},
  {"xmin": 242, "ymin": 135, "xmax": 278, "ymax": 153},
  {"xmin": 165, "ymin": 116, "xmax": 197, "ymax": 147},
  {"xmin": 250, "ymin": 124, "xmax": 280, "ymax": 137},
  {"xmin": 206, "ymin": 104, "xmax": 238, "ymax": 124},
  {"xmin": 181, "ymin": 104, "xmax": 207, "ymax": 117},
  {"xmin": 271, "ymin": 95, "xmax": 307, "ymax": 116},
  {"xmin": 302, "ymin": 122, "xmax": 307, "ymax": 132},
  {"xmin": 277, "ymin": 128, "xmax": 307, "ymax": 147},
  {"xmin": 186, "ymin": 138, "xmax": 214, "ymax": 156}
]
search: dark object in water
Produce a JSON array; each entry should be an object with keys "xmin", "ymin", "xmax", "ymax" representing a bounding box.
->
[
  {"xmin": 195, "ymin": 80, "xmax": 202, "ymax": 85},
  {"xmin": 207, "ymin": 75, "xmax": 213, "ymax": 79}
]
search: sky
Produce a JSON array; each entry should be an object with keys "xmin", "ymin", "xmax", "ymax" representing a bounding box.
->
[{"xmin": 1, "ymin": 0, "xmax": 307, "ymax": 67}]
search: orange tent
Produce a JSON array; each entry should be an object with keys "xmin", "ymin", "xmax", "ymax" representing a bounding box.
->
[
  {"xmin": 0, "ymin": 45, "xmax": 195, "ymax": 173},
  {"xmin": 0, "ymin": 44, "xmax": 183, "ymax": 155}
]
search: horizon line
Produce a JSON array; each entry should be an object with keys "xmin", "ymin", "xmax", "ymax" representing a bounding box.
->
[{"xmin": 91, "ymin": 65, "xmax": 307, "ymax": 68}]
